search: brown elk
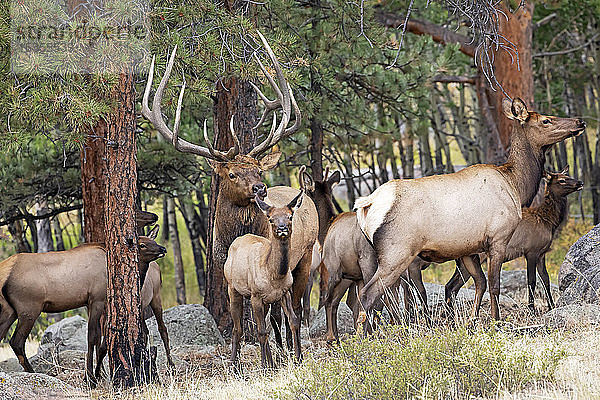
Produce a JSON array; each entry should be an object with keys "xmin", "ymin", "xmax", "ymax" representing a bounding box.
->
[
  {"xmin": 298, "ymin": 165, "xmax": 341, "ymax": 324},
  {"xmin": 0, "ymin": 230, "xmax": 167, "ymax": 384},
  {"xmin": 225, "ymin": 193, "xmax": 304, "ymax": 369},
  {"xmin": 444, "ymin": 167, "xmax": 583, "ymax": 312},
  {"xmin": 354, "ymin": 98, "xmax": 585, "ymax": 323},
  {"xmin": 142, "ymin": 32, "xmax": 317, "ymax": 356}
]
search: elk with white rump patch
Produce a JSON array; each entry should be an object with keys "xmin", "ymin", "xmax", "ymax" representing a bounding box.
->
[
  {"xmin": 225, "ymin": 192, "xmax": 304, "ymax": 369},
  {"xmin": 355, "ymin": 97, "xmax": 585, "ymax": 323}
]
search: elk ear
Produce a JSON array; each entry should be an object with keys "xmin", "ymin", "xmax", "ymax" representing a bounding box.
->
[
  {"xmin": 260, "ymin": 151, "xmax": 282, "ymax": 171},
  {"xmin": 255, "ymin": 196, "xmax": 272, "ymax": 214},
  {"xmin": 544, "ymin": 170, "xmax": 553, "ymax": 182},
  {"xmin": 327, "ymin": 170, "xmax": 341, "ymax": 187},
  {"xmin": 301, "ymin": 169, "xmax": 314, "ymax": 192},
  {"xmin": 147, "ymin": 224, "xmax": 159, "ymax": 240},
  {"xmin": 502, "ymin": 97, "xmax": 528, "ymax": 122},
  {"xmin": 287, "ymin": 191, "xmax": 303, "ymax": 213},
  {"xmin": 207, "ymin": 159, "xmax": 221, "ymax": 172},
  {"xmin": 561, "ymin": 165, "xmax": 570, "ymax": 175}
]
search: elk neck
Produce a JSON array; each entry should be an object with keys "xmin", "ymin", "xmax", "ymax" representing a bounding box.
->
[
  {"xmin": 215, "ymin": 196, "xmax": 270, "ymax": 245},
  {"xmin": 498, "ymin": 128, "xmax": 547, "ymax": 208},
  {"xmin": 536, "ymin": 190, "xmax": 569, "ymax": 235},
  {"xmin": 314, "ymin": 194, "xmax": 337, "ymax": 245},
  {"xmin": 267, "ymin": 234, "xmax": 291, "ymax": 276}
]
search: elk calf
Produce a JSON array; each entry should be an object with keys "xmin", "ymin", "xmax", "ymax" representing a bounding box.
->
[
  {"xmin": 445, "ymin": 168, "xmax": 583, "ymax": 312},
  {"xmin": 225, "ymin": 192, "xmax": 304, "ymax": 370}
]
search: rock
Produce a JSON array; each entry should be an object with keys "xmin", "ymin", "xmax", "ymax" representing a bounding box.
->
[
  {"xmin": 0, "ymin": 371, "xmax": 84, "ymax": 400},
  {"xmin": 558, "ymin": 224, "xmax": 600, "ymax": 306},
  {"xmin": 0, "ymin": 358, "xmax": 22, "ymax": 373},
  {"xmin": 466, "ymin": 269, "xmax": 558, "ymax": 304},
  {"xmin": 309, "ymin": 302, "xmax": 355, "ymax": 338},
  {"xmin": 544, "ymin": 304, "xmax": 600, "ymax": 329},
  {"xmin": 32, "ymin": 315, "xmax": 89, "ymax": 376},
  {"xmin": 146, "ymin": 304, "xmax": 224, "ymax": 367}
]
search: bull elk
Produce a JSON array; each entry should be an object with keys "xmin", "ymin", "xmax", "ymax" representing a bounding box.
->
[
  {"xmin": 355, "ymin": 97, "xmax": 586, "ymax": 322},
  {"xmin": 142, "ymin": 32, "xmax": 317, "ymax": 356},
  {"xmin": 445, "ymin": 167, "xmax": 583, "ymax": 312},
  {"xmin": 225, "ymin": 192, "xmax": 304, "ymax": 369},
  {"xmin": 0, "ymin": 229, "xmax": 167, "ymax": 385}
]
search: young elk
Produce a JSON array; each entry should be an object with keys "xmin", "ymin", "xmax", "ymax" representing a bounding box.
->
[
  {"xmin": 445, "ymin": 167, "xmax": 583, "ymax": 312},
  {"xmin": 355, "ymin": 98, "xmax": 585, "ymax": 323},
  {"xmin": 0, "ymin": 231, "xmax": 166, "ymax": 385},
  {"xmin": 225, "ymin": 192, "xmax": 304, "ymax": 370},
  {"xmin": 143, "ymin": 33, "xmax": 317, "ymax": 351}
]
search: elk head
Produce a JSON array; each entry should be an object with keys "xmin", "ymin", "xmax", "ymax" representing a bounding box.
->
[
  {"xmin": 255, "ymin": 192, "xmax": 303, "ymax": 239},
  {"xmin": 502, "ymin": 98, "xmax": 586, "ymax": 147},
  {"xmin": 544, "ymin": 166, "xmax": 584, "ymax": 197},
  {"xmin": 138, "ymin": 225, "xmax": 167, "ymax": 264},
  {"xmin": 142, "ymin": 32, "xmax": 301, "ymax": 206},
  {"xmin": 135, "ymin": 209, "xmax": 159, "ymax": 228}
]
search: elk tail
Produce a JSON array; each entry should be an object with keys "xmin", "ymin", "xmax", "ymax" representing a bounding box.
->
[{"xmin": 354, "ymin": 194, "xmax": 375, "ymax": 241}]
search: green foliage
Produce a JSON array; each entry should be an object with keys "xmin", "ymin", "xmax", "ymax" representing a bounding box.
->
[{"xmin": 279, "ymin": 325, "xmax": 565, "ymax": 399}]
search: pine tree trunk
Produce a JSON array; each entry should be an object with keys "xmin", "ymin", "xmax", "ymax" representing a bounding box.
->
[
  {"xmin": 167, "ymin": 197, "xmax": 186, "ymax": 305},
  {"xmin": 35, "ymin": 201, "xmax": 54, "ymax": 253},
  {"xmin": 104, "ymin": 72, "xmax": 148, "ymax": 388},
  {"xmin": 8, "ymin": 220, "xmax": 31, "ymax": 253},
  {"xmin": 161, "ymin": 196, "xmax": 170, "ymax": 242},
  {"xmin": 81, "ymin": 122, "xmax": 107, "ymax": 244},
  {"xmin": 180, "ymin": 197, "xmax": 206, "ymax": 294},
  {"xmin": 53, "ymin": 217, "xmax": 65, "ymax": 251}
]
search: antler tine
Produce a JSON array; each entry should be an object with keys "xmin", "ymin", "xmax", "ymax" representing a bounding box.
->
[
  {"xmin": 323, "ymin": 166, "xmax": 330, "ymax": 182},
  {"xmin": 248, "ymin": 113, "xmax": 278, "ymax": 157},
  {"xmin": 202, "ymin": 119, "xmax": 239, "ymax": 161},
  {"xmin": 282, "ymin": 83, "xmax": 301, "ymax": 137},
  {"xmin": 142, "ymin": 46, "xmax": 235, "ymax": 162}
]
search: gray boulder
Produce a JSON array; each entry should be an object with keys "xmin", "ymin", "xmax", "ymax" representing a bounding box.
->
[
  {"xmin": 0, "ymin": 371, "xmax": 84, "ymax": 400},
  {"xmin": 32, "ymin": 315, "xmax": 88, "ymax": 376},
  {"xmin": 558, "ymin": 224, "xmax": 600, "ymax": 306},
  {"xmin": 146, "ymin": 304, "xmax": 224, "ymax": 366},
  {"xmin": 544, "ymin": 304, "xmax": 600, "ymax": 330},
  {"xmin": 309, "ymin": 302, "xmax": 355, "ymax": 338}
]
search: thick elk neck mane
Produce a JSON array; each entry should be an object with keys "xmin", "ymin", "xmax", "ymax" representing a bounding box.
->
[
  {"xmin": 498, "ymin": 127, "xmax": 546, "ymax": 208},
  {"xmin": 215, "ymin": 196, "xmax": 269, "ymax": 245},
  {"xmin": 266, "ymin": 235, "xmax": 290, "ymax": 276}
]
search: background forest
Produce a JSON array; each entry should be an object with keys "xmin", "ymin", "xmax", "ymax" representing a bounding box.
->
[{"xmin": 0, "ymin": 0, "xmax": 599, "ymax": 325}]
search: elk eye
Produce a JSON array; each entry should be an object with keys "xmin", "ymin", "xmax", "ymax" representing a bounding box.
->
[
  {"xmin": 269, "ymin": 219, "xmax": 273, "ymax": 223},
  {"xmin": 229, "ymin": 172, "xmax": 236, "ymax": 179},
  {"xmin": 543, "ymin": 119, "xmax": 551, "ymax": 125},
  {"xmin": 558, "ymin": 179, "xmax": 566, "ymax": 183},
  {"xmin": 140, "ymin": 243, "xmax": 146, "ymax": 249}
]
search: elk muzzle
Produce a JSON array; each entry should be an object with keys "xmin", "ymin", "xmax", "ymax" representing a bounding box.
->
[{"xmin": 252, "ymin": 183, "xmax": 267, "ymax": 200}]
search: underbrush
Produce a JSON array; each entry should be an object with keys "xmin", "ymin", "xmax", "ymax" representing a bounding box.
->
[{"xmin": 276, "ymin": 325, "xmax": 565, "ymax": 400}]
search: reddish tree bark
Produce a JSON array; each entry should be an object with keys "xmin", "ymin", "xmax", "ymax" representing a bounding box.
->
[
  {"xmin": 104, "ymin": 71, "xmax": 147, "ymax": 388},
  {"xmin": 81, "ymin": 122, "xmax": 107, "ymax": 243}
]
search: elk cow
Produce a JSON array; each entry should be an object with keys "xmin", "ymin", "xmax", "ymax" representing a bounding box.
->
[
  {"xmin": 444, "ymin": 167, "xmax": 583, "ymax": 312},
  {"xmin": 225, "ymin": 193, "xmax": 304, "ymax": 369},
  {"xmin": 355, "ymin": 98, "xmax": 586, "ymax": 323},
  {"xmin": 0, "ymin": 230, "xmax": 166, "ymax": 385},
  {"xmin": 298, "ymin": 165, "xmax": 341, "ymax": 324},
  {"xmin": 142, "ymin": 32, "xmax": 317, "ymax": 356}
]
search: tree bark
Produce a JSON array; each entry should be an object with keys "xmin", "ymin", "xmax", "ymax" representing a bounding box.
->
[
  {"xmin": 8, "ymin": 220, "xmax": 31, "ymax": 253},
  {"xmin": 104, "ymin": 71, "xmax": 148, "ymax": 388},
  {"xmin": 52, "ymin": 217, "xmax": 65, "ymax": 251},
  {"xmin": 35, "ymin": 201, "xmax": 54, "ymax": 253},
  {"xmin": 167, "ymin": 196, "xmax": 186, "ymax": 305},
  {"xmin": 81, "ymin": 122, "xmax": 107, "ymax": 244},
  {"xmin": 179, "ymin": 196, "xmax": 206, "ymax": 294}
]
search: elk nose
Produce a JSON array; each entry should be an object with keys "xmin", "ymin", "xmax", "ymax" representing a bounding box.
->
[
  {"xmin": 578, "ymin": 118, "xmax": 586, "ymax": 128},
  {"xmin": 159, "ymin": 245, "xmax": 167, "ymax": 254},
  {"xmin": 252, "ymin": 183, "xmax": 267, "ymax": 199}
]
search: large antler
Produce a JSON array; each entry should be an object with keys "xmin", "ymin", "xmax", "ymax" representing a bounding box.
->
[
  {"xmin": 247, "ymin": 31, "xmax": 301, "ymax": 158},
  {"xmin": 142, "ymin": 46, "xmax": 240, "ymax": 161}
]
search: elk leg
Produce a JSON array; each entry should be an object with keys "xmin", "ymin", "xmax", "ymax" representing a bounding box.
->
[
  {"xmin": 269, "ymin": 303, "xmax": 284, "ymax": 350},
  {"xmin": 537, "ymin": 255, "xmax": 554, "ymax": 310},
  {"xmin": 251, "ymin": 295, "xmax": 273, "ymax": 369},
  {"xmin": 408, "ymin": 264, "xmax": 429, "ymax": 317},
  {"xmin": 302, "ymin": 271, "xmax": 314, "ymax": 327},
  {"xmin": 228, "ymin": 287, "xmax": 244, "ymax": 372},
  {"xmin": 150, "ymin": 293, "xmax": 174, "ymax": 368},
  {"xmin": 10, "ymin": 313, "xmax": 37, "ymax": 373},
  {"xmin": 346, "ymin": 282, "xmax": 359, "ymax": 322},
  {"xmin": 95, "ymin": 336, "xmax": 107, "ymax": 380},
  {"xmin": 460, "ymin": 255, "xmax": 485, "ymax": 320},
  {"xmin": 281, "ymin": 292, "xmax": 301, "ymax": 363},
  {"xmin": 487, "ymin": 248, "xmax": 505, "ymax": 321},
  {"xmin": 445, "ymin": 259, "xmax": 471, "ymax": 310},
  {"xmin": 289, "ymin": 251, "xmax": 312, "ymax": 359},
  {"xmin": 526, "ymin": 254, "xmax": 538, "ymax": 313},
  {"xmin": 86, "ymin": 302, "xmax": 104, "ymax": 387},
  {"xmin": 325, "ymin": 278, "xmax": 352, "ymax": 343},
  {"xmin": 0, "ymin": 298, "xmax": 17, "ymax": 342},
  {"xmin": 317, "ymin": 262, "xmax": 330, "ymax": 310},
  {"xmin": 399, "ymin": 272, "xmax": 415, "ymax": 317},
  {"xmin": 358, "ymin": 252, "xmax": 415, "ymax": 333}
]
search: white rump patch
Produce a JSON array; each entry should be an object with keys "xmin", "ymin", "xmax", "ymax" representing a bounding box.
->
[
  {"xmin": 354, "ymin": 184, "xmax": 396, "ymax": 242},
  {"xmin": 310, "ymin": 240, "xmax": 322, "ymax": 273}
]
